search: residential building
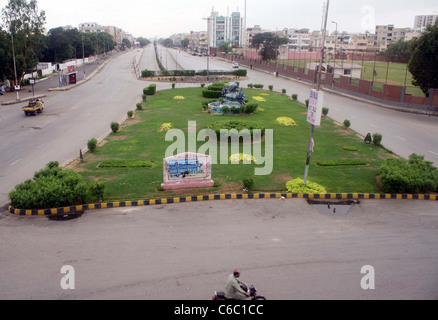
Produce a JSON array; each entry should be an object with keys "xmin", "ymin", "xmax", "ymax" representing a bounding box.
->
[
  {"xmin": 207, "ymin": 10, "xmax": 244, "ymax": 48},
  {"xmin": 79, "ymin": 22, "xmax": 128, "ymax": 45},
  {"xmin": 405, "ymin": 28, "xmax": 423, "ymax": 41},
  {"xmin": 246, "ymin": 25, "xmax": 264, "ymax": 47},
  {"xmin": 414, "ymin": 15, "xmax": 438, "ymax": 29},
  {"xmin": 375, "ymin": 25, "xmax": 407, "ymax": 50},
  {"xmin": 170, "ymin": 31, "xmax": 208, "ymax": 53}
]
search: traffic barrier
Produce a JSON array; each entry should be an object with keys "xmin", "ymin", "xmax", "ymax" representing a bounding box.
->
[{"xmin": 8, "ymin": 193, "xmax": 437, "ymax": 216}]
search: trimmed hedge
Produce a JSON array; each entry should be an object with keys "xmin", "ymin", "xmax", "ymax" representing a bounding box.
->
[
  {"xmin": 202, "ymin": 89, "xmax": 222, "ymax": 99},
  {"xmin": 317, "ymin": 160, "xmax": 368, "ymax": 167},
  {"xmin": 98, "ymin": 160, "xmax": 153, "ymax": 168},
  {"xmin": 143, "ymin": 84, "xmax": 156, "ymax": 95},
  {"xmin": 141, "ymin": 69, "xmax": 155, "ymax": 78},
  {"xmin": 208, "ymin": 120, "xmax": 265, "ymax": 139},
  {"xmin": 379, "ymin": 154, "xmax": 438, "ymax": 193},
  {"xmin": 9, "ymin": 162, "xmax": 105, "ymax": 209},
  {"xmin": 233, "ymin": 69, "xmax": 247, "ymax": 77}
]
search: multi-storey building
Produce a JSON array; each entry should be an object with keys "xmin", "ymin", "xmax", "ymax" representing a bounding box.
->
[
  {"xmin": 414, "ymin": 15, "xmax": 438, "ymax": 29},
  {"xmin": 170, "ymin": 31, "xmax": 208, "ymax": 53},
  {"xmin": 375, "ymin": 25, "xmax": 407, "ymax": 49},
  {"xmin": 207, "ymin": 10, "xmax": 244, "ymax": 48},
  {"xmin": 246, "ymin": 25, "xmax": 264, "ymax": 47},
  {"xmin": 79, "ymin": 22, "xmax": 128, "ymax": 45}
]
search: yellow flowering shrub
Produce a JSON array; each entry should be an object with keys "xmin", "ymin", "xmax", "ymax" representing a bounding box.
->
[
  {"xmin": 229, "ymin": 153, "xmax": 255, "ymax": 163},
  {"xmin": 286, "ymin": 178, "xmax": 327, "ymax": 194},
  {"xmin": 277, "ymin": 117, "xmax": 297, "ymax": 127},
  {"xmin": 253, "ymin": 96, "xmax": 266, "ymax": 102},
  {"xmin": 159, "ymin": 123, "xmax": 172, "ymax": 132},
  {"xmin": 173, "ymin": 96, "xmax": 185, "ymax": 100}
]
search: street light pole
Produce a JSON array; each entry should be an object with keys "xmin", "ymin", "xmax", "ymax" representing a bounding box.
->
[
  {"xmin": 303, "ymin": 0, "xmax": 330, "ymax": 185},
  {"xmin": 82, "ymin": 34, "xmax": 86, "ymax": 79},
  {"xmin": 331, "ymin": 21, "xmax": 337, "ymax": 89},
  {"xmin": 203, "ymin": 17, "xmax": 211, "ymax": 82},
  {"xmin": 9, "ymin": 15, "xmax": 19, "ymax": 101}
]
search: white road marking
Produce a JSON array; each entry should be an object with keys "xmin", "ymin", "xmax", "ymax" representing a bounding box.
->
[
  {"xmin": 395, "ymin": 135, "xmax": 406, "ymax": 141},
  {"xmin": 10, "ymin": 159, "xmax": 21, "ymax": 166},
  {"xmin": 429, "ymin": 151, "xmax": 438, "ymax": 157},
  {"xmin": 370, "ymin": 124, "xmax": 378, "ymax": 128},
  {"xmin": 350, "ymin": 115, "xmax": 358, "ymax": 119}
]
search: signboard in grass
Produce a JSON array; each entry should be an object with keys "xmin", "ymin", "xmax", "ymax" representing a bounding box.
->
[{"xmin": 161, "ymin": 152, "xmax": 214, "ymax": 190}]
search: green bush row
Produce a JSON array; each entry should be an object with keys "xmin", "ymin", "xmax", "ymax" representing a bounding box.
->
[
  {"xmin": 221, "ymin": 103, "xmax": 259, "ymax": 115},
  {"xmin": 9, "ymin": 162, "xmax": 105, "ymax": 209},
  {"xmin": 207, "ymin": 120, "xmax": 265, "ymax": 139},
  {"xmin": 317, "ymin": 160, "xmax": 368, "ymax": 167},
  {"xmin": 141, "ymin": 69, "xmax": 155, "ymax": 78},
  {"xmin": 202, "ymin": 89, "xmax": 222, "ymax": 99},
  {"xmin": 98, "ymin": 160, "xmax": 153, "ymax": 168},
  {"xmin": 379, "ymin": 154, "xmax": 438, "ymax": 193}
]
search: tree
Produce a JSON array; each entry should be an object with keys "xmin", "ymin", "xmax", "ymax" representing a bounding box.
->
[
  {"xmin": 251, "ymin": 32, "xmax": 288, "ymax": 61},
  {"xmin": 408, "ymin": 25, "xmax": 438, "ymax": 96},
  {"xmin": 122, "ymin": 38, "xmax": 132, "ymax": 48},
  {"xmin": 160, "ymin": 38, "xmax": 173, "ymax": 47},
  {"xmin": 46, "ymin": 27, "xmax": 76, "ymax": 63},
  {"xmin": 218, "ymin": 41, "xmax": 232, "ymax": 54},
  {"xmin": 1, "ymin": 0, "xmax": 46, "ymax": 85},
  {"xmin": 137, "ymin": 37, "xmax": 151, "ymax": 47},
  {"xmin": 181, "ymin": 38, "xmax": 189, "ymax": 49},
  {"xmin": 385, "ymin": 39, "xmax": 416, "ymax": 63}
]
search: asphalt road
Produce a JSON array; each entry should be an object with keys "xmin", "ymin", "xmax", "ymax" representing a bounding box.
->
[
  {"xmin": 0, "ymin": 50, "xmax": 146, "ymax": 206},
  {"xmin": 0, "ymin": 199, "xmax": 437, "ymax": 300}
]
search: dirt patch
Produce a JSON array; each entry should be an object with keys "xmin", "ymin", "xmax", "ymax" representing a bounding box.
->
[
  {"xmin": 272, "ymin": 173, "xmax": 293, "ymax": 184},
  {"xmin": 111, "ymin": 135, "xmax": 130, "ymax": 141},
  {"xmin": 126, "ymin": 118, "xmax": 142, "ymax": 125},
  {"xmin": 375, "ymin": 174, "xmax": 383, "ymax": 192},
  {"xmin": 89, "ymin": 176, "xmax": 116, "ymax": 182},
  {"xmin": 98, "ymin": 139, "xmax": 108, "ymax": 147},
  {"xmin": 140, "ymin": 153, "xmax": 150, "ymax": 157},
  {"xmin": 65, "ymin": 159, "xmax": 93, "ymax": 172}
]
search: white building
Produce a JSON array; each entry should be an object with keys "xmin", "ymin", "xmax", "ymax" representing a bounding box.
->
[
  {"xmin": 414, "ymin": 15, "xmax": 438, "ymax": 29},
  {"xmin": 405, "ymin": 28, "xmax": 423, "ymax": 41},
  {"xmin": 79, "ymin": 22, "xmax": 128, "ymax": 45},
  {"xmin": 207, "ymin": 10, "xmax": 244, "ymax": 48}
]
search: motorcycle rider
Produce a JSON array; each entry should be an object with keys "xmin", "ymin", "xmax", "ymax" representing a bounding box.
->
[{"xmin": 224, "ymin": 269, "xmax": 251, "ymax": 300}]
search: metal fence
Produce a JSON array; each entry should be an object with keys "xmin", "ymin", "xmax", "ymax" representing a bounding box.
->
[{"xmin": 223, "ymin": 50, "xmax": 437, "ymax": 112}]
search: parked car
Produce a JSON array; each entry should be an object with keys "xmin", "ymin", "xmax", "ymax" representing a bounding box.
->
[{"xmin": 232, "ymin": 61, "xmax": 239, "ymax": 68}]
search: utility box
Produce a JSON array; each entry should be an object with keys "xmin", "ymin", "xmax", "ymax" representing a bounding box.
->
[{"xmin": 69, "ymin": 73, "xmax": 77, "ymax": 84}]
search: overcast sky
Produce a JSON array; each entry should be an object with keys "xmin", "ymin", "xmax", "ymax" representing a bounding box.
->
[{"xmin": 1, "ymin": 0, "xmax": 437, "ymax": 38}]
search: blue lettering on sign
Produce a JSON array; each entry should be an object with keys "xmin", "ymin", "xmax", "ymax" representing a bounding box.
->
[{"xmin": 168, "ymin": 158, "xmax": 204, "ymax": 179}]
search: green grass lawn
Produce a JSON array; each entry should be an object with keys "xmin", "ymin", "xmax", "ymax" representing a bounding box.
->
[
  {"xmin": 279, "ymin": 59, "xmax": 425, "ymax": 97},
  {"xmin": 72, "ymin": 87, "xmax": 395, "ymax": 201}
]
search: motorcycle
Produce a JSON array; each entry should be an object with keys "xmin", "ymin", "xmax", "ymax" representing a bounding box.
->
[{"xmin": 212, "ymin": 283, "xmax": 266, "ymax": 300}]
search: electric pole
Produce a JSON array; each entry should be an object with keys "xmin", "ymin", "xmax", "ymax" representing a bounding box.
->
[{"xmin": 303, "ymin": 0, "xmax": 330, "ymax": 184}]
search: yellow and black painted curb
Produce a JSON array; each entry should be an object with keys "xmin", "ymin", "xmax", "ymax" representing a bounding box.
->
[{"xmin": 7, "ymin": 192, "xmax": 438, "ymax": 216}]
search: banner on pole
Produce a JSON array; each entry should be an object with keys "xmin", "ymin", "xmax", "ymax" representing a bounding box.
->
[{"xmin": 307, "ymin": 89, "xmax": 324, "ymax": 126}]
